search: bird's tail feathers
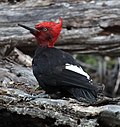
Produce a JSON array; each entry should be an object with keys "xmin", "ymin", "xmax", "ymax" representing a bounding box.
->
[{"xmin": 69, "ymin": 88, "xmax": 97, "ymax": 103}]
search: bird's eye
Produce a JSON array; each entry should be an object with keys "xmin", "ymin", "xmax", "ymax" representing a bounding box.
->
[{"xmin": 43, "ymin": 28, "xmax": 48, "ymax": 31}]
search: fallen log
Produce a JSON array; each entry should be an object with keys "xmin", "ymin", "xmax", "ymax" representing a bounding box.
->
[
  {"xmin": 0, "ymin": 57, "xmax": 38, "ymax": 89},
  {"xmin": 0, "ymin": 0, "xmax": 120, "ymax": 56},
  {"xmin": 0, "ymin": 86, "xmax": 120, "ymax": 127}
]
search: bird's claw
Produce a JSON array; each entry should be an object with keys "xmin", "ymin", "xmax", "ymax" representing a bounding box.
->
[{"xmin": 21, "ymin": 93, "xmax": 49, "ymax": 102}]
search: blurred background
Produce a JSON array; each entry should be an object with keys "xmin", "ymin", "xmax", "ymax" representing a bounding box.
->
[{"xmin": 0, "ymin": 0, "xmax": 120, "ymax": 98}]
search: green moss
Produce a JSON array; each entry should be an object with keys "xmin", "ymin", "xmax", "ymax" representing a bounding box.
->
[
  {"xmin": 76, "ymin": 54, "xmax": 117, "ymax": 72},
  {"xmin": 106, "ymin": 58, "xmax": 117, "ymax": 69},
  {"xmin": 76, "ymin": 54, "xmax": 97, "ymax": 66}
]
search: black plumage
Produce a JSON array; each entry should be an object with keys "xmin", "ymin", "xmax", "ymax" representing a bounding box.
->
[{"xmin": 32, "ymin": 47, "xmax": 98, "ymax": 103}]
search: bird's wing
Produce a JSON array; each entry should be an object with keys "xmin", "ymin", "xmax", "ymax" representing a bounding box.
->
[
  {"xmin": 45, "ymin": 63, "xmax": 97, "ymax": 91},
  {"xmin": 53, "ymin": 64, "xmax": 98, "ymax": 102}
]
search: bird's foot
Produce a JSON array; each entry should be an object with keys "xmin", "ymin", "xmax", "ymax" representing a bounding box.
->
[{"xmin": 22, "ymin": 93, "xmax": 49, "ymax": 102}]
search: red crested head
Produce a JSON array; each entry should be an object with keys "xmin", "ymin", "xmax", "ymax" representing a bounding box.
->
[
  {"xmin": 18, "ymin": 18, "xmax": 62, "ymax": 48},
  {"xmin": 35, "ymin": 18, "xmax": 62, "ymax": 47}
]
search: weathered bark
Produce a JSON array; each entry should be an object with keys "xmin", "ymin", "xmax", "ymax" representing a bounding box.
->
[
  {"xmin": 0, "ymin": 57, "xmax": 38, "ymax": 89},
  {"xmin": 0, "ymin": 86, "xmax": 120, "ymax": 127},
  {"xmin": 0, "ymin": 0, "xmax": 120, "ymax": 56}
]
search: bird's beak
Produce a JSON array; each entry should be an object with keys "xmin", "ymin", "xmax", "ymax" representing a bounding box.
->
[{"xmin": 18, "ymin": 23, "xmax": 38, "ymax": 35}]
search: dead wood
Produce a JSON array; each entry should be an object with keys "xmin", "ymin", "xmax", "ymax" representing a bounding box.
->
[
  {"xmin": 0, "ymin": 0, "xmax": 120, "ymax": 56},
  {"xmin": 0, "ymin": 86, "xmax": 120, "ymax": 127},
  {"xmin": 9, "ymin": 47, "xmax": 32, "ymax": 66},
  {"xmin": 0, "ymin": 57, "xmax": 38, "ymax": 90}
]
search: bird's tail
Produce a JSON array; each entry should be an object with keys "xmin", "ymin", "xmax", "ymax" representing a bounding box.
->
[{"xmin": 69, "ymin": 88, "xmax": 97, "ymax": 103}]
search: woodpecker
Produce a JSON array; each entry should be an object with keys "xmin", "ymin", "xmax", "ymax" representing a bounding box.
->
[{"xmin": 18, "ymin": 18, "xmax": 98, "ymax": 103}]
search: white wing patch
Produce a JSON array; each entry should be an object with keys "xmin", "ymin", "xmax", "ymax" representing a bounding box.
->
[{"xmin": 65, "ymin": 63, "xmax": 90, "ymax": 79}]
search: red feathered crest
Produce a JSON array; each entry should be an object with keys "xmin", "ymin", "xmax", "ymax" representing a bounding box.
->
[{"xmin": 35, "ymin": 18, "xmax": 63, "ymax": 47}]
